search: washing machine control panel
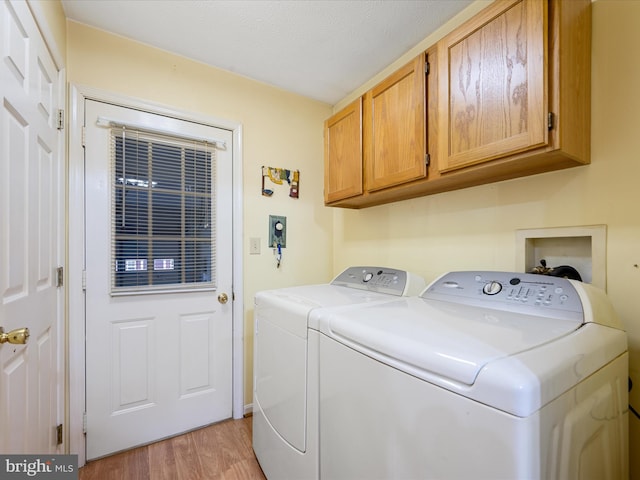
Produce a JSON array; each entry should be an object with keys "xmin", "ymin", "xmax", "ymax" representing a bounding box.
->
[
  {"xmin": 423, "ymin": 271, "xmax": 584, "ymax": 321},
  {"xmin": 332, "ymin": 266, "xmax": 419, "ymax": 296}
]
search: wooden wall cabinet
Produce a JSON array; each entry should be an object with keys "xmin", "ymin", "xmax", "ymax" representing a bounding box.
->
[
  {"xmin": 324, "ymin": 54, "xmax": 427, "ymax": 206},
  {"xmin": 435, "ymin": 0, "xmax": 590, "ymax": 175},
  {"xmin": 324, "ymin": 98, "xmax": 363, "ymax": 204},
  {"xmin": 437, "ymin": 0, "xmax": 548, "ymax": 172},
  {"xmin": 364, "ymin": 54, "xmax": 427, "ymax": 192},
  {"xmin": 325, "ymin": 0, "xmax": 591, "ymax": 208}
]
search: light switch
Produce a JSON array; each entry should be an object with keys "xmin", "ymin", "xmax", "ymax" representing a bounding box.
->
[{"xmin": 250, "ymin": 237, "xmax": 261, "ymax": 255}]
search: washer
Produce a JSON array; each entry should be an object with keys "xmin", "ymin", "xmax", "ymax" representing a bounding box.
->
[
  {"xmin": 252, "ymin": 266, "xmax": 425, "ymax": 480},
  {"xmin": 318, "ymin": 271, "xmax": 628, "ymax": 480}
]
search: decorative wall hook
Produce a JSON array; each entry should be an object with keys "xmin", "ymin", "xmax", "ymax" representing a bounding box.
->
[{"xmin": 261, "ymin": 166, "xmax": 300, "ymax": 198}]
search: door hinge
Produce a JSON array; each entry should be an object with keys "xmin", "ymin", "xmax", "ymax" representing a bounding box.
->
[
  {"xmin": 56, "ymin": 424, "xmax": 63, "ymax": 445},
  {"xmin": 57, "ymin": 109, "xmax": 64, "ymax": 130},
  {"xmin": 82, "ymin": 125, "xmax": 86, "ymax": 147},
  {"xmin": 425, "ymin": 153, "xmax": 431, "ymax": 166},
  {"xmin": 56, "ymin": 266, "xmax": 64, "ymax": 288},
  {"xmin": 82, "ymin": 270, "xmax": 87, "ymax": 291},
  {"xmin": 82, "ymin": 413, "xmax": 87, "ymax": 434},
  {"xmin": 547, "ymin": 112, "xmax": 555, "ymax": 131},
  {"xmin": 425, "ymin": 62, "xmax": 430, "ymax": 75}
]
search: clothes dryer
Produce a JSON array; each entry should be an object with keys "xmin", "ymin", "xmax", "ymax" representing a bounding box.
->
[
  {"xmin": 318, "ymin": 271, "xmax": 628, "ymax": 479},
  {"xmin": 252, "ymin": 267, "xmax": 424, "ymax": 480}
]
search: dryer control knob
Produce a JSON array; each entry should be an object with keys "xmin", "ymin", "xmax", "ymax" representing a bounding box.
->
[{"xmin": 482, "ymin": 281, "xmax": 502, "ymax": 295}]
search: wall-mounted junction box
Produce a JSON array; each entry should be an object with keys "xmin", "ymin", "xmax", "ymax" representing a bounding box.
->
[
  {"xmin": 269, "ymin": 215, "xmax": 287, "ymax": 248},
  {"xmin": 516, "ymin": 225, "xmax": 607, "ymax": 290}
]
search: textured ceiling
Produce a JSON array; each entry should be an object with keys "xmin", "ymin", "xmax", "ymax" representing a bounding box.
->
[{"xmin": 61, "ymin": 0, "xmax": 472, "ymax": 105}]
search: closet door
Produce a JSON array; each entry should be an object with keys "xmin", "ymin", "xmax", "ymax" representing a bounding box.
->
[{"xmin": 0, "ymin": 0, "xmax": 64, "ymax": 454}]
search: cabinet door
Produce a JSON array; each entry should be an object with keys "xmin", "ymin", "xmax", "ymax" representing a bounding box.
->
[
  {"xmin": 437, "ymin": 0, "xmax": 548, "ymax": 172},
  {"xmin": 324, "ymin": 98, "xmax": 363, "ymax": 203},
  {"xmin": 365, "ymin": 54, "xmax": 427, "ymax": 192}
]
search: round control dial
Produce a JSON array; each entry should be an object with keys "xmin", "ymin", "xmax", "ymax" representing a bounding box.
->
[{"xmin": 482, "ymin": 281, "xmax": 503, "ymax": 295}]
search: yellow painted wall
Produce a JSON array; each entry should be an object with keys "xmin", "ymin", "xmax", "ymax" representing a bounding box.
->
[
  {"xmin": 332, "ymin": 0, "xmax": 640, "ymax": 475},
  {"xmin": 65, "ymin": 20, "xmax": 334, "ymax": 408}
]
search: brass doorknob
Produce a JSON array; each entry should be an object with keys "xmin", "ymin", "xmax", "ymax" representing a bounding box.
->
[
  {"xmin": 0, "ymin": 327, "xmax": 30, "ymax": 345},
  {"xmin": 218, "ymin": 293, "xmax": 229, "ymax": 304}
]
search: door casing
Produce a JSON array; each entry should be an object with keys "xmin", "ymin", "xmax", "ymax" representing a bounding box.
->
[{"xmin": 67, "ymin": 84, "xmax": 244, "ymax": 466}]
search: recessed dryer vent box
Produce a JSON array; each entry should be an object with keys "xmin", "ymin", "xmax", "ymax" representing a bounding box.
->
[{"xmin": 516, "ymin": 225, "xmax": 607, "ymax": 290}]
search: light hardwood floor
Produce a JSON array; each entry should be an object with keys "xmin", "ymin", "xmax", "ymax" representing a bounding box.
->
[{"xmin": 79, "ymin": 417, "xmax": 266, "ymax": 480}]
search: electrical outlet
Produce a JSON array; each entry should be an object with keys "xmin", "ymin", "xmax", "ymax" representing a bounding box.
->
[{"xmin": 269, "ymin": 215, "xmax": 286, "ymax": 248}]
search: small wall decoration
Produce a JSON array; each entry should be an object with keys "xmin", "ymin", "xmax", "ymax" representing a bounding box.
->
[{"xmin": 261, "ymin": 166, "xmax": 299, "ymax": 198}]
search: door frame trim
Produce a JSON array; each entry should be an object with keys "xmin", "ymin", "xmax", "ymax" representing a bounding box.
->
[{"xmin": 68, "ymin": 84, "xmax": 244, "ymax": 466}]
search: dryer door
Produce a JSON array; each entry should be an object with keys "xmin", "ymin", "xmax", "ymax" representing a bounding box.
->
[{"xmin": 254, "ymin": 301, "xmax": 308, "ymax": 452}]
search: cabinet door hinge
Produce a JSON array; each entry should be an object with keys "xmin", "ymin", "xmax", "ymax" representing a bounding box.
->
[
  {"xmin": 425, "ymin": 62, "xmax": 430, "ymax": 75},
  {"xmin": 56, "ymin": 266, "xmax": 64, "ymax": 288},
  {"xmin": 82, "ymin": 270, "xmax": 87, "ymax": 291},
  {"xmin": 83, "ymin": 412, "xmax": 87, "ymax": 434},
  {"xmin": 56, "ymin": 424, "xmax": 63, "ymax": 445},
  {"xmin": 57, "ymin": 109, "xmax": 64, "ymax": 130},
  {"xmin": 547, "ymin": 112, "xmax": 555, "ymax": 131},
  {"xmin": 82, "ymin": 126, "xmax": 86, "ymax": 147},
  {"xmin": 425, "ymin": 153, "xmax": 431, "ymax": 166}
]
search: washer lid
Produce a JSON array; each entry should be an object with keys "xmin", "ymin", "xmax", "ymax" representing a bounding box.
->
[{"xmin": 322, "ymin": 297, "xmax": 583, "ymax": 386}]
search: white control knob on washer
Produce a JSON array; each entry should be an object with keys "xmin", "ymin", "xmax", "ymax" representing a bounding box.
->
[{"xmin": 483, "ymin": 281, "xmax": 502, "ymax": 295}]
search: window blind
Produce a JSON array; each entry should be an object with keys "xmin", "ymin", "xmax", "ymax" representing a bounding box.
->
[{"xmin": 109, "ymin": 125, "xmax": 217, "ymax": 295}]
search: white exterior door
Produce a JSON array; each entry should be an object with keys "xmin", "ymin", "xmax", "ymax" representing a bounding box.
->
[
  {"xmin": 84, "ymin": 100, "xmax": 233, "ymax": 459},
  {"xmin": 0, "ymin": 0, "xmax": 64, "ymax": 454}
]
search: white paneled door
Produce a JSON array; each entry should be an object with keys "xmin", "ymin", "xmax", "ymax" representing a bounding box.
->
[
  {"xmin": 0, "ymin": 0, "xmax": 64, "ymax": 454},
  {"xmin": 84, "ymin": 100, "xmax": 233, "ymax": 459}
]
